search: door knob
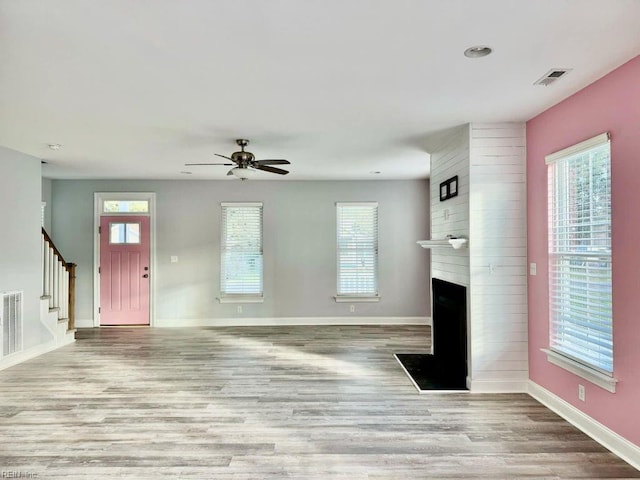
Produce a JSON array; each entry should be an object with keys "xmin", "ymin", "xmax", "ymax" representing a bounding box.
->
[{"xmin": 143, "ymin": 274, "xmax": 149, "ymax": 278}]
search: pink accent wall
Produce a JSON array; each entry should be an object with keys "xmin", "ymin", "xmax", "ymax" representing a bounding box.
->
[{"xmin": 527, "ymin": 55, "xmax": 640, "ymax": 447}]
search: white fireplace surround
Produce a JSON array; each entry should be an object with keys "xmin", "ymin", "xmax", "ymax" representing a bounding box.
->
[{"xmin": 423, "ymin": 123, "xmax": 528, "ymax": 393}]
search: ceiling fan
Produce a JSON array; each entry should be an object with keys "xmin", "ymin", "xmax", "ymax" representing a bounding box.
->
[{"xmin": 185, "ymin": 139, "xmax": 290, "ymax": 179}]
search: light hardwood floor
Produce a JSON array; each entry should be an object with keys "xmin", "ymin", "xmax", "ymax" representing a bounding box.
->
[{"xmin": 0, "ymin": 325, "xmax": 637, "ymax": 479}]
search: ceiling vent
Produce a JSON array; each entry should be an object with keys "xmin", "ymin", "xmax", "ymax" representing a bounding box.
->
[{"xmin": 534, "ymin": 68, "xmax": 572, "ymax": 86}]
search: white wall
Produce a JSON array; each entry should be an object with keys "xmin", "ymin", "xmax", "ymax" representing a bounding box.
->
[
  {"xmin": 426, "ymin": 125, "xmax": 470, "ymax": 286},
  {"xmin": 424, "ymin": 123, "xmax": 528, "ymax": 392},
  {"xmin": 41, "ymin": 177, "xmax": 52, "ymax": 233},
  {"xmin": 0, "ymin": 146, "xmax": 51, "ymax": 350},
  {"xmin": 469, "ymin": 123, "xmax": 528, "ymax": 391},
  {"xmin": 51, "ymin": 179, "xmax": 431, "ymax": 326}
]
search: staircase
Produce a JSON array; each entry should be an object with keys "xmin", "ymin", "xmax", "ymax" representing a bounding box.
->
[{"xmin": 41, "ymin": 228, "xmax": 76, "ymax": 346}]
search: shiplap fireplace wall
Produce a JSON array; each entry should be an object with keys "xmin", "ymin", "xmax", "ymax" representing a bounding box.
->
[{"xmin": 425, "ymin": 123, "xmax": 528, "ymax": 392}]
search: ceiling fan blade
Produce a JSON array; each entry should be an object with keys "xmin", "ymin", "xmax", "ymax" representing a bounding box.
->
[
  {"xmin": 254, "ymin": 159, "xmax": 290, "ymax": 166},
  {"xmin": 184, "ymin": 162, "xmax": 234, "ymax": 166},
  {"xmin": 255, "ymin": 165, "xmax": 289, "ymax": 175},
  {"xmin": 215, "ymin": 153, "xmax": 236, "ymax": 162}
]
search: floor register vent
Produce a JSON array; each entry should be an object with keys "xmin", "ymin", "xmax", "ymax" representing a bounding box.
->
[{"xmin": 1, "ymin": 291, "xmax": 23, "ymax": 358}]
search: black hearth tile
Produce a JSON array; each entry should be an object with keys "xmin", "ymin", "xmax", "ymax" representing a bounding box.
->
[{"xmin": 395, "ymin": 353, "xmax": 467, "ymax": 391}]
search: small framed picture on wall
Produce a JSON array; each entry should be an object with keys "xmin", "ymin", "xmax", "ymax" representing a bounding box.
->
[
  {"xmin": 440, "ymin": 183, "xmax": 448, "ymax": 201},
  {"xmin": 449, "ymin": 177, "xmax": 457, "ymax": 196},
  {"xmin": 439, "ymin": 175, "xmax": 459, "ymax": 201}
]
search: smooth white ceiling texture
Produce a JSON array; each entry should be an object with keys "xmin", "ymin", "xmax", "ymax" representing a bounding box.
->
[{"xmin": 1, "ymin": 0, "xmax": 639, "ymax": 180}]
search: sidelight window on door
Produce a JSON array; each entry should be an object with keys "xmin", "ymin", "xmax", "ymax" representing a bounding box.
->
[{"xmin": 109, "ymin": 222, "xmax": 141, "ymax": 244}]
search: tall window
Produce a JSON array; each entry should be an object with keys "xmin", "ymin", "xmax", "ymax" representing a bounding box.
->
[
  {"xmin": 220, "ymin": 202, "xmax": 263, "ymax": 299},
  {"xmin": 547, "ymin": 133, "xmax": 612, "ymax": 375},
  {"xmin": 336, "ymin": 202, "xmax": 378, "ymax": 298}
]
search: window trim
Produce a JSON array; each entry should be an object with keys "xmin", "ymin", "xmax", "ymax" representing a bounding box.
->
[
  {"xmin": 217, "ymin": 295, "xmax": 264, "ymax": 304},
  {"xmin": 541, "ymin": 349, "xmax": 617, "ymax": 393},
  {"xmin": 218, "ymin": 202, "xmax": 264, "ymax": 302},
  {"xmin": 544, "ymin": 132, "xmax": 617, "ymax": 390},
  {"xmin": 335, "ymin": 201, "xmax": 379, "ymax": 301},
  {"xmin": 99, "ymin": 193, "xmax": 152, "ymax": 215},
  {"xmin": 545, "ymin": 132, "xmax": 610, "ymax": 165},
  {"xmin": 334, "ymin": 295, "xmax": 380, "ymax": 303}
]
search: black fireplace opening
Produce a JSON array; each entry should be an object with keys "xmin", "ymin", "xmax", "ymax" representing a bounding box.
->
[{"xmin": 395, "ymin": 278, "xmax": 468, "ymax": 391}]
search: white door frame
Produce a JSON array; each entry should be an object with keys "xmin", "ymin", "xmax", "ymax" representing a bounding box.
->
[{"xmin": 93, "ymin": 192, "xmax": 156, "ymax": 327}]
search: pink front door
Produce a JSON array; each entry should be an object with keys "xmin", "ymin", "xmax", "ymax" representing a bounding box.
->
[{"xmin": 100, "ymin": 215, "xmax": 150, "ymax": 325}]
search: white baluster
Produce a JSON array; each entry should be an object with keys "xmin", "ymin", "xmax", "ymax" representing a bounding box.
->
[
  {"xmin": 60, "ymin": 268, "xmax": 65, "ymax": 319},
  {"xmin": 42, "ymin": 234, "xmax": 45, "ymax": 297},
  {"xmin": 58, "ymin": 260, "xmax": 64, "ymax": 313},
  {"xmin": 53, "ymin": 257, "xmax": 60, "ymax": 309},
  {"xmin": 43, "ymin": 240, "xmax": 50, "ymax": 299},
  {"xmin": 66, "ymin": 269, "xmax": 70, "ymax": 320},
  {"xmin": 48, "ymin": 247, "xmax": 55, "ymax": 309},
  {"xmin": 60, "ymin": 265, "xmax": 65, "ymax": 319},
  {"xmin": 63, "ymin": 268, "xmax": 69, "ymax": 319}
]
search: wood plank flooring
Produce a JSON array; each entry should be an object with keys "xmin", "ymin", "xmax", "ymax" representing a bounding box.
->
[{"xmin": 0, "ymin": 325, "xmax": 637, "ymax": 479}]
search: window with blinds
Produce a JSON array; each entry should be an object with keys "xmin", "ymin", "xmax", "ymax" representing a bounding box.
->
[
  {"xmin": 336, "ymin": 203, "xmax": 378, "ymax": 297},
  {"xmin": 546, "ymin": 133, "xmax": 612, "ymax": 374},
  {"xmin": 220, "ymin": 202, "xmax": 263, "ymax": 298}
]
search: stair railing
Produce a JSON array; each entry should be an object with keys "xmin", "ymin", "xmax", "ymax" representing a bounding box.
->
[{"xmin": 41, "ymin": 228, "xmax": 76, "ymax": 330}]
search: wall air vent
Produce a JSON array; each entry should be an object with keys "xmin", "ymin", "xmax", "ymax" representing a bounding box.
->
[
  {"xmin": 1, "ymin": 291, "xmax": 23, "ymax": 358},
  {"xmin": 534, "ymin": 68, "xmax": 572, "ymax": 86}
]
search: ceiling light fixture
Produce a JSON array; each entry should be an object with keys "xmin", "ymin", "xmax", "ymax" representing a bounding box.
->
[
  {"xmin": 48, "ymin": 143, "xmax": 62, "ymax": 150},
  {"xmin": 464, "ymin": 46, "xmax": 492, "ymax": 58},
  {"xmin": 231, "ymin": 167, "xmax": 257, "ymax": 180}
]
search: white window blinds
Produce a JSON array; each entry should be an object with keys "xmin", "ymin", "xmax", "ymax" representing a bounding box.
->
[
  {"xmin": 220, "ymin": 203, "xmax": 263, "ymax": 297},
  {"xmin": 336, "ymin": 203, "xmax": 378, "ymax": 296},
  {"xmin": 546, "ymin": 133, "xmax": 612, "ymax": 374}
]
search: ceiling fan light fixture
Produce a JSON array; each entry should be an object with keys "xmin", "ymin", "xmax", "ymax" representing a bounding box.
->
[{"xmin": 231, "ymin": 167, "xmax": 257, "ymax": 180}]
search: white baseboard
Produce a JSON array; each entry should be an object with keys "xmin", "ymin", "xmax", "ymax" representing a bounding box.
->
[
  {"xmin": 154, "ymin": 316, "xmax": 431, "ymax": 328},
  {"xmin": 528, "ymin": 380, "xmax": 640, "ymax": 470},
  {"xmin": 469, "ymin": 378, "xmax": 529, "ymax": 393},
  {"xmin": 0, "ymin": 340, "xmax": 58, "ymax": 372}
]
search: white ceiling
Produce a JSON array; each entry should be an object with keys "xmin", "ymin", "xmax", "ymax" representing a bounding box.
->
[{"xmin": 1, "ymin": 0, "xmax": 639, "ymax": 181}]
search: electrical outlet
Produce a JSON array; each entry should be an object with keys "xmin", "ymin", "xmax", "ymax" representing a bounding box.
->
[
  {"xmin": 578, "ymin": 384, "xmax": 585, "ymax": 402},
  {"xmin": 443, "ymin": 209, "xmax": 450, "ymax": 221},
  {"xmin": 170, "ymin": 256, "xmax": 178, "ymax": 263},
  {"xmin": 237, "ymin": 305, "xmax": 242, "ymax": 314},
  {"xmin": 530, "ymin": 262, "xmax": 537, "ymax": 276},
  {"xmin": 349, "ymin": 305, "xmax": 355, "ymax": 313}
]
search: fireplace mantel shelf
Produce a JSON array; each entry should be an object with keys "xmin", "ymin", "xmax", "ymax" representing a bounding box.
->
[{"xmin": 417, "ymin": 238, "xmax": 468, "ymax": 250}]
